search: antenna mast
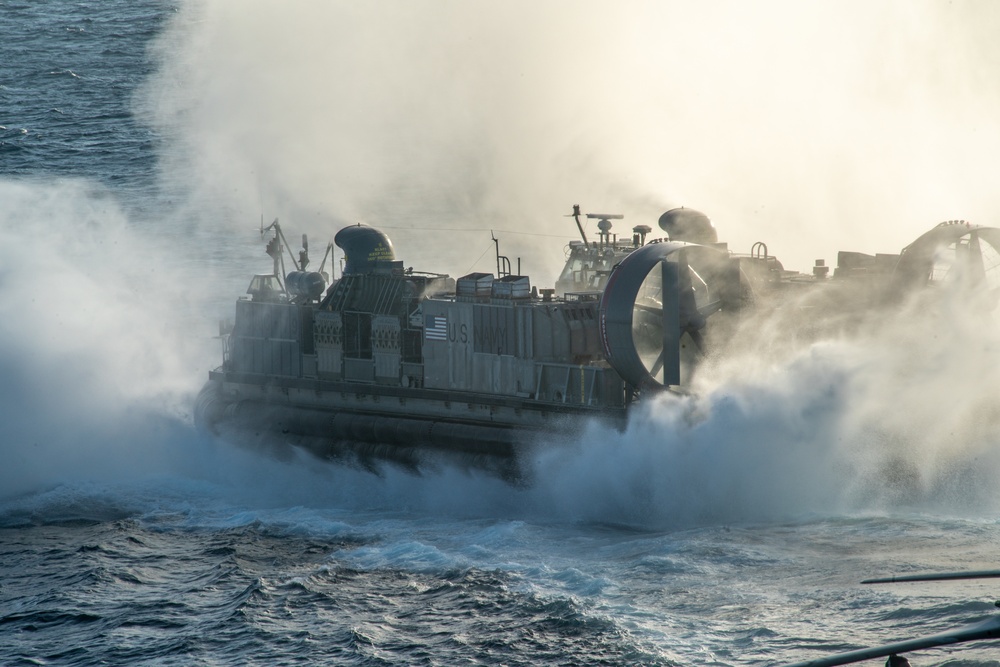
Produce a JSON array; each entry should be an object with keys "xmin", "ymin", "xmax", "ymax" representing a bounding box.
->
[
  {"xmin": 492, "ymin": 231, "xmax": 512, "ymax": 278},
  {"xmin": 568, "ymin": 204, "xmax": 590, "ymax": 245}
]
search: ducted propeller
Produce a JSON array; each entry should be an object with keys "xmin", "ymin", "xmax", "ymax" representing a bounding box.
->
[
  {"xmin": 599, "ymin": 241, "xmax": 739, "ymax": 390},
  {"xmin": 894, "ymin": 221, "xmax": 1000, "ymax": 301}
]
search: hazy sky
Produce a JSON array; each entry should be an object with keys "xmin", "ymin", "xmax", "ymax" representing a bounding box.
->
[{"xmin": 140, "ymin": 0, "xmax": 1000, "ymax": 278}]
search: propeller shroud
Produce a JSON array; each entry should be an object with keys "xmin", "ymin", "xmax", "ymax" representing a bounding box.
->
[
  {"xmin": 598, "ymin": 240, "xmax": 740, "ymax": 390},
  {"xmin": 893, "ymin": 221, "xmax": 1000, "ymax": 299}
]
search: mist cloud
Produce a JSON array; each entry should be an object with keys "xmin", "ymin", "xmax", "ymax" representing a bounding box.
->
[
  {"xmin": 6, "ymin": 0, "xmax": 1000, "ymax": 520},
  {"xmin": 138, "ymin": 0, "xmax": 1000, "ymax": 280},
  {"xmin": 0, "ymin": 180, "xmax": 218, "ymax": 498}
]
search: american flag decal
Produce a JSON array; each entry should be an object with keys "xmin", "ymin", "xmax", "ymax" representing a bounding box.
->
[{"xmin": 424, "ymin": 314, "xmax": 447, "ymax": 341}]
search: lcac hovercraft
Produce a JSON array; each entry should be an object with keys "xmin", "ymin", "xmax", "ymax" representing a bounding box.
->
[{"xmin": 195, "ymin": 209, "xmax": 1000, "ymax": 478}]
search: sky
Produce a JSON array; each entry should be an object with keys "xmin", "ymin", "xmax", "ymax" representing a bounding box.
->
[{"xmin": 137, "ymin": 0, "xmax": 1000, "ymax": 283}]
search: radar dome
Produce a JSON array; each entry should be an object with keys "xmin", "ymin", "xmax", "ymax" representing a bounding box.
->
[{"xmin": 657, "ymin": 208, "xmax": 717, "ymax": 244}]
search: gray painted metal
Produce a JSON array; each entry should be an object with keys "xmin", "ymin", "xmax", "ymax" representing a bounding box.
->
[
  {"xmin": 334, "ymin": 224, "xmax": 396, "ymax": 274},
  {"xmin": 228, "ymin": 300, "xmax": 302, "ymax": 377},
  {"xmin": 492, "ymin": 275, "xmax": 531, "ymax": 299},
  {"xmin": 778, "ymin": 615, "xmax": 1000, "ymax": 667},
  {"xmin": 657, "ymin": 207, "xmax": 717, "ymax": 243},
  {"xmin": 661, "ymin": 258, "xmax": 681, "ymax": 386},
  {"xmin": 894, "ymin": 222, "xmax": 1000, "ymax": 290},
  {"xmin": 598, "ymin": 241, "xmax": 736, "ymax": 390},
  {"xmin": 314, "ymin": 311, "xmax": 343, "ymax": 379},
  {"xmin": 456, "ymin": 272, "xmax": 494, "ymax": 299},
  {"xmin": 598, "ymin": 241, "xmax": 690, "ymax": 389}
]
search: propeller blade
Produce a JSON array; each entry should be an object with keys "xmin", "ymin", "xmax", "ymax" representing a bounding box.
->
[
  {"xmin": 777, "ymin": 614, "xmax": 1000, "ymax": 667},
  {"xmin": 697, "ymin": 299, "xmax": 723, "ymax": 318},
  {"xmin": 649, "ymin": 350, "xmax": 665, "ymax": 378},
  {"xmin": 687, "ymin": 327, "xmax": 705, "ymax": 354}
]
